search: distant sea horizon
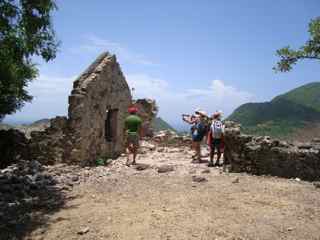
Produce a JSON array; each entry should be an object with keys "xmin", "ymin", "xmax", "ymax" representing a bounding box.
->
[{"xmin": 3, "ymin": 115, "xmax": 189, "ymax": 132}]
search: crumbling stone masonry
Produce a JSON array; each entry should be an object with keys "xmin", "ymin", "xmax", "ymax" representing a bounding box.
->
[
  {"xmin": 0, "ymin": 129, "xmax": 29, "ymax": 168},
  {"xmin": 1, "ymin": 53, "xmax": 166, "ymax": 168},
  {"xmin": 134, "ymin": 99, "xmax": 158, "ymax": 137},
  {"xmin": 29, "ymin": 116, "xmax": 69, "ymax": 165},
  {"xmin": 224, "ymin": 121, "xmax": 320, "ymax": 181},
  {"xmin": 66, "ymin": 52, "xmax": 132, "ymax": 164},
  {"xmin": 25, "ymin": 52, "xmax": 132, "ymax": 166}
]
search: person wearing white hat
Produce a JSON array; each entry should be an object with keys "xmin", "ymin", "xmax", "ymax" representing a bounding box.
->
[
  {"xmin": 182, "ymin": 111, "xmax": 207, "ymax": 162},
  {"xmin": 191, "ymin": 113, "xmax": 207, "ymax": 162},
  {"xmin": 194, "ymin": 108, "xmax": 210, "ymax": 119}
]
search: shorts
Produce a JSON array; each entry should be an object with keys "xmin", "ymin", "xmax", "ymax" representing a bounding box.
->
[
  {"xmin": 210, "ymin": 138, "xmax": 222, "ymax": 153},
  {"xmin": 192, "ymin": 133, "xmax": 204, "ymax": 142},
  {"xmin": 127, "ymin": 134, "xmax": 140, "ymax": 148}
]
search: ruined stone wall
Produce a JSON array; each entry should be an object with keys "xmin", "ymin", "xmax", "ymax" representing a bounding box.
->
[
  {"xmin": 0, "ymin": 52, "xmax": 132, "ymax": 168},
  {"xmin": 0, "ymin": 129, "xmax": 29, "ymax": 168},
  {"xmin": 224, "ymin": 121, "xmax": 320, "ymax": 181},
  {"xmin": 134, "ymin": 99, "xmax": 158, "ymax": 137},
  {"xmin": 29, "ymin": 116, "xmax": 69, "ymax": 165},
  {"xmin": 67, "ymin": 52, "xmax": 132, "ymax": 165}
]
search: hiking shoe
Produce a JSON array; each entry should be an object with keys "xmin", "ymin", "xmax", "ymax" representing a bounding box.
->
[
  {"xmin": 191, "ymin": 159, "xmax": 201, "ymax": 164},
  {"xmin": 208, "ymin": 162, "xmax": 214, "ymax": 167}
]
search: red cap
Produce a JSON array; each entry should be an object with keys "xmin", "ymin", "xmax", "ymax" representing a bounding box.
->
[{"xmin": 128, "ymin": 106, "xmax": 138, "ymax": 113}]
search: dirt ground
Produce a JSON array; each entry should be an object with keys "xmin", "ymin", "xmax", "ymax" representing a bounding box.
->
[{"xmin": 25, "ymin": 146, "xmax": 320, "ymax": 240}]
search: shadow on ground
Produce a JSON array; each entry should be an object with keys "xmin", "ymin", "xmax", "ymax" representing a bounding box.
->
[{"xmin": 0, "ymin": 161, "xmax": 75, "ymax": 240}]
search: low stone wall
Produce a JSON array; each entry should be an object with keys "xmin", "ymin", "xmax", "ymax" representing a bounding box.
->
[
  {"xmin": 0, "ymin": 129, "xmax": 29, "ymax": 168},
  {"xmin": 224, "ymin": 121, "xmax": 320, "ymax": 181},
  {"xmin": 0, "ymin": 117, "xmax": 70, "ymax": 169},
  {"xmin": 29, "ymin": 116, "xmax": 70, "ymax": 165}
]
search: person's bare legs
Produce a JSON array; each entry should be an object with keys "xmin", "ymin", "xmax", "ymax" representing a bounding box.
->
[
  {"xmin": 191, "ymin": 142, "xmax": 201, "ymax": 163},
  {"xmin": 191, "ymin": 142, "xmax": 199, "ymax": 163},
  {"xmin": 126, "ymin": 149, "xmax": 130, "ymax": 165},
  {"xmin": 197, "ymin": 142, "xmax": 201, "ymax": 162},
  {"xmin": 126, "ymin": 143, "xmax": 137, "ymax": 166},
  {"xmin": 209, "ymin": 146, "xmax": 214, "ymax": 167},
  {"xmin": 216, "ymin": 151, "xmax": 221, "ymax": 166},
  {"xmin": 132, "ymin": 146, "xmax": 138, "ymax": 165},
  {"xmin": 191, "ymin": 141, "xmax": 195, "ymax": 150},
  {"xmin": 191, "ymin": 141, "xmax": 198, "ymax": 159},
  {"xmin": 215, "ymin": 143, "xmax": 222, "ymax": 166}
]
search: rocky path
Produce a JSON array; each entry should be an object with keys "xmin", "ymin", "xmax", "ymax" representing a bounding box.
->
[{"xmin": 1, "ymin": 145, "xmax": 320, "ymax": 240}]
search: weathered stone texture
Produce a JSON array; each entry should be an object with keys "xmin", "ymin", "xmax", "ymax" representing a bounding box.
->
[
  {"xmin": 0, "ymin": 52, "xmax": 132, "ymax": 168},
  {"xmin": 29, "ymin": 116, "xmax": 69, "ymax": 165},
  {"xmin": 224, "ymin": 121, "xmax": 320, "ymax": 181},
  {"xmin": 134, "ymin": 99, "xmax": 158, "ymax": 137},
  {"xmin": 67, "ymin": 52, "xmax": 132, "ymax": 164},
  {"xmin": 0, "ymin": 129, "xmax": 29, "ymax": 168}
]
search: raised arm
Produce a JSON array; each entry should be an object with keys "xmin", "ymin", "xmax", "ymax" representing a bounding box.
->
[{"xmin": 182, "ymin": 114, "xmax": 196, "ymax": 124}]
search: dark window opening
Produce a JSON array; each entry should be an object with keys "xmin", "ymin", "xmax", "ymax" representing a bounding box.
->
[{"xmin": 105, "ymin": 109, "xmax": 118, "ymax": 142}]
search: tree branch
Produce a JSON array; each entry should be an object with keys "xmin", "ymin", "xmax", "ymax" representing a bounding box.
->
[{"xmin": 296, "ymin": 55, "xmax": 320, "ymax": 60}]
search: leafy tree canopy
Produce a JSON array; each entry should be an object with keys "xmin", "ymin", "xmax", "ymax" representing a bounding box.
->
[
  {"xmin": 274, "ymin": 17, "xmax": 320, "ymax": 72},
  {"xmin": 0, "ymin": 0, "xmax": 59, "ymax": 120}
]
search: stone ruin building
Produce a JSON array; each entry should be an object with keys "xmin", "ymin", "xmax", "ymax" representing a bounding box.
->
[
  {"xmin": 1, "ymin": 52, "xmax": 319, "ymax": 182},
  {"xmin": 0, "ymin": 52, "xmax": 136, "ymax": 167},
  {"xmin": 67, "ymin": 52, "xmax": 132, "ymax": 163}
]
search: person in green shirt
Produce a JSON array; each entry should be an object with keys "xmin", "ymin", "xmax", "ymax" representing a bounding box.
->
[{"xmin": 124, "ymin": 106, "xmax": 143, "ymax": 166}]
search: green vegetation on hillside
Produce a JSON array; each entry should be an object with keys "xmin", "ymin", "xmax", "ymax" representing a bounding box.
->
[
  {"xmin": 152, "ymin": 117, "xmax": 177, "ymax": 133},
  {"xmin": 228, "ymin": 82, "xmax": 320, "ymax": 138},
  {"xmin": 272, "ymin": 82, "xmax": 320, "ymax": 112}
]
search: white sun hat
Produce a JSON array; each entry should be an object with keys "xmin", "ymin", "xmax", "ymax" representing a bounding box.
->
[{"xmin": 195, "ymin": 108, "xmax": 208, "ymax": 117}]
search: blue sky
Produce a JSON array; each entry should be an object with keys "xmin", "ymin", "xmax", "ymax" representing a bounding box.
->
[{"xmin": 4, "ymin": 0, "xmax": 320, "ymax": 130}]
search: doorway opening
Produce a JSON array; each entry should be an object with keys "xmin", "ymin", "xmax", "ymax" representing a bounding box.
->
[{"xmin": 105, "ymin": 109, "xmax": 118, "ymax": 142}]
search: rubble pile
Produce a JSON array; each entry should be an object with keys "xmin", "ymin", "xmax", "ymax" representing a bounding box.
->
[
  {"xmin": 153, "ymin": 130, "xmax": 192, "ymax": 146},
  {"xmin": 0, "ymin": 160, "xmax": 88, "ymax": 238}
]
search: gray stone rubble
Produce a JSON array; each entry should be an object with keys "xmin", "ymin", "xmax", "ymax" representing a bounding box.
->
[
  {"xmin": 0, "ymin": 160, "xmax": 75, "ymax": 239},
  {"xmin": 224, "ymin": 121, "xmax": 320, "ymax": 181}
]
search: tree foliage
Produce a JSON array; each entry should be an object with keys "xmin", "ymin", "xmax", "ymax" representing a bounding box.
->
[
  {"xmin": 274, "ymin": 17, "xmax": 320, "ymax": 72},
  {"xmin": 0, "ymin": 0, "xmax": 59, "ymax": 120}
]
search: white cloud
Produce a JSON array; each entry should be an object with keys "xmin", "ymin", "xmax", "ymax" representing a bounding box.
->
[
  {"xmin": 4, "ymin": 70, "xmax": 253, "ymax": 129},
  {"xmin": 73, "ymin": 35, "xmax": 156, "ymax": 66},
  {"xmin": 29, "ymin": 74, "xmax": 75, "ymax": 97},
  {"xmin": 184, "ymin": 80, "xmax": 252, "ymax": 104},
  {"xmin": 126, "ymin": 73, "xmax": 169, "ymax": 98},
  {"xmin": 4, "ymin": 74, "xmax": 75, "ymax": 123},
  {"xmin": 126, "ymin": 74, "xmax": 254, "ymax": 127}
]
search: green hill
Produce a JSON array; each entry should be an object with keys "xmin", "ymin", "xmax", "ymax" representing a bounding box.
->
[
  {"xmin": 228, "ymin": 82, "xmax": 320, "ymax": 138},
  {"xmin": 152, "ymin": 117, "xmax": 177, "ymax": 133}
]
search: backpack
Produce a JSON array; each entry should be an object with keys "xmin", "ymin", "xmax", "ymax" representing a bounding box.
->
[{"xmin": 211, "ymin": 120, "xmax": 223, "ymax": 139}]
